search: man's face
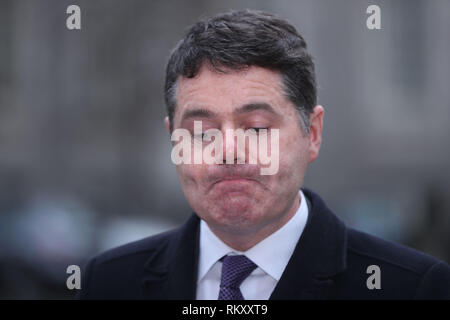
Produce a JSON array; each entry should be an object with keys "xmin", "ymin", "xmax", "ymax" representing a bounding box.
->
[{"xmin": 167, "ymin": 64, "xmax": 323, "ymax": 244}]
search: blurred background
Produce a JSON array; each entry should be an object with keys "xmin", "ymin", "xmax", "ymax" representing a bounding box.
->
[{"xmin": 0, "ymin": 0, "xmax": 449, "ymax": 299}]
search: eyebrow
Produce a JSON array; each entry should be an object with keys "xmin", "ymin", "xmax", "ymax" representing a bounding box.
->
[
  {"xmin": 179, "ymin": 102, "xmax": 278, "ymax": 123},
  {"xmin": 180, "ymin": 108, "xmax": 217, "ymax": 123},
  {"xmin": 234, "ymin": 102, "xmax": 278, "ymax": 115}
]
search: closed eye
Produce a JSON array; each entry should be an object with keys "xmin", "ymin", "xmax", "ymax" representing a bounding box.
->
[
  {"xmin": 194, "ymin": 132, "xmax": 208, "ymax": 140},
  {"xmin": 248, "ymin": 127, "xmax": 269, "ymax": 133},
  {"xmin": 194, "ymin": 132, "xmax": 217, "ymax": 141}
]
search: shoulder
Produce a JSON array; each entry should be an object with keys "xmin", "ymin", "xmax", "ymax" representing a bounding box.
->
[
  {"xmin": 77, "ymin": 227, "xmax": 181, "ymax": 299},
  {"xmin": 303, "ymin": 188, "xmax": 450, "ymax": 299},
  {"xmin": 347, "ymin": 227, "xmax": 439, "ymax": 274},
  {"xmin": 77, "ymin": 214, "xmax": 200, "ymax": 299},
  {"xmin": 343, "ymin": 227, "xmax": 450, "ymax": 299},
  {"xmin": 91, "ymin": 227, "xmax": 179, "ymax": 265}
]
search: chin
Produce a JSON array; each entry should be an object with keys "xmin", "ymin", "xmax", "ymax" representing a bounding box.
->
[{"xmin": 213, "ymin": 206, "xmax": 263, "ymax": 229}]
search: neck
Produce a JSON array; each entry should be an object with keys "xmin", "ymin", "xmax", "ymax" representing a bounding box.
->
[{"xmin": 207, "ymin": 193, "xmax": 301, "ymax": 252}]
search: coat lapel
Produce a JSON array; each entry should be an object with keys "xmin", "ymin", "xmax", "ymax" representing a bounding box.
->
[
  {"xmin": 141, "ymin": 214, "xmax": 201, "ymax": 299},
  {"xmin": 269, "ymin": 188, "xmax": 347, "ymax": 299}
]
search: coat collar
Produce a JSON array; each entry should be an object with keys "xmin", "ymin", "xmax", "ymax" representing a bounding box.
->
[
  {"xmin": 142, "ymin": 214, "xmax": 200, "ymax": 299},
  {"xmin": 142, "ymin": 188, "xmax": 347, "ymax": 299},
  {"xmin": 269, "ymin": 188, "xmax": 347, "ymax": 299}
]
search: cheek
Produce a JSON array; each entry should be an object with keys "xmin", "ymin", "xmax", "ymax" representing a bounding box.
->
[
  {"xmin": 176, "ymin": 164, "xmax": 205, "ymax": 190},
  {"xmin": 277, "ymin": 130, "xmax": 309, "ymax": 178}
]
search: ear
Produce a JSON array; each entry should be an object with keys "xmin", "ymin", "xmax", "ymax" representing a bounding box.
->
[
  {"xmin": 308, "ymin": 105, "xmax": 324, "ymax": 163},
  {"xmin": 164, "ymin": 116, "xmax": 171, "ymax": 134}
]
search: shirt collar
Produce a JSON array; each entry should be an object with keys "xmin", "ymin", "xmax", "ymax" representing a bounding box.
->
[{"xmin": 197, "ymin": 190, "xmax": 309, "ymax": 282}]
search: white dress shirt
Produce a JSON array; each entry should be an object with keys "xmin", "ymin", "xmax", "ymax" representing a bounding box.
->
[{"xmin": 196, "ymin": 190, "xmax": 309, "ymax": 300}]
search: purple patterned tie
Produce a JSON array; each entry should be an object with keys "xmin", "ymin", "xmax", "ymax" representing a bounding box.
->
[{"xmin": 218, "ymin": 255, "xmax": 257, "ymax": 300}]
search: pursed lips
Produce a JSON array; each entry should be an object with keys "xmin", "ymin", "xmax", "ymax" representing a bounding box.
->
[{"xmin": 210, "ymin": 176, "xmax": 259, "ymax": 191}]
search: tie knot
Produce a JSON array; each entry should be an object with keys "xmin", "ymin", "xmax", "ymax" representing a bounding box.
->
[{"xmin": 220, "ymin": 255, "xmax": 257, "ymax": 289}]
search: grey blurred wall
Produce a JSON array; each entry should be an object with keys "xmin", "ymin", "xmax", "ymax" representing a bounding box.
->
[{"xmin": 0, "ymin": 0, "xmax": 449, "ymax": 298}]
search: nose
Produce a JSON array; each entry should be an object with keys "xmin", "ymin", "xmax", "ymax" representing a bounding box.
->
[{"xmin": 222, "ymin": 126, "xmax": 246, "ymax": 165}]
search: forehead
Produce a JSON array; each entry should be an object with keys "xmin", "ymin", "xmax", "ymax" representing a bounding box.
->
[{"xmin": 175, "ymin": 64, "xmax": 289, "ymax": 118}]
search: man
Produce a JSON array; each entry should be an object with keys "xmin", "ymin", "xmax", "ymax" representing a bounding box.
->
[{"xmin": 79, "ymin": 9, "xmax": 450, "ymax": 299}]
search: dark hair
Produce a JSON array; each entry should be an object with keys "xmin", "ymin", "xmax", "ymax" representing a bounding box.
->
[{"xmin": 164, "ymin": 9, "xmax": 317, "ymax": 133}]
